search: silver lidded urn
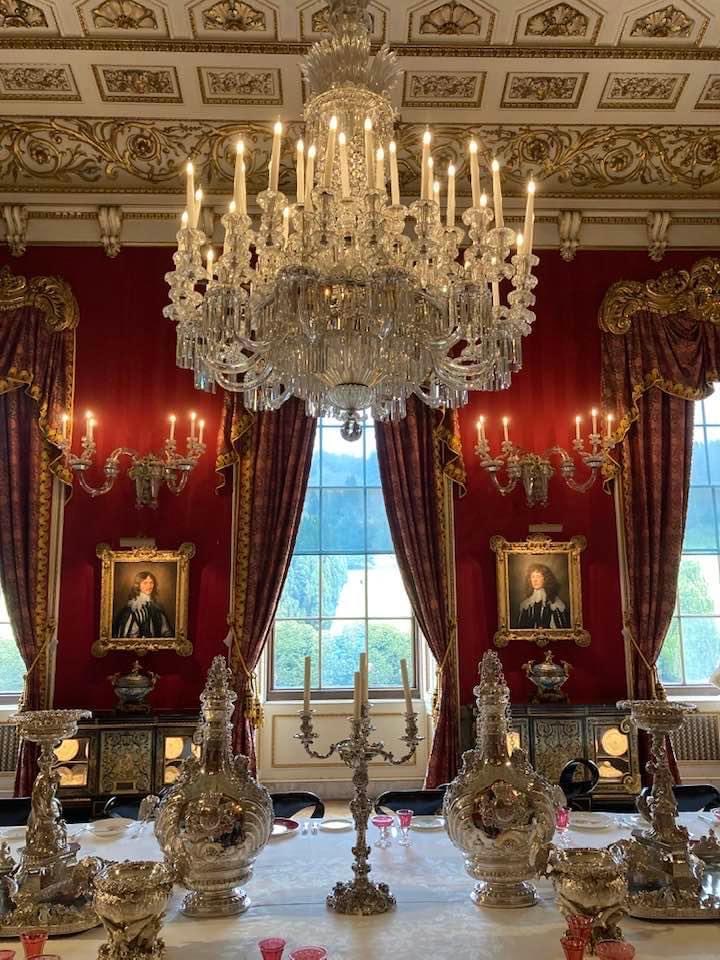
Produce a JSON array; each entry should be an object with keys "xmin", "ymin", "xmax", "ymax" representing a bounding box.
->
[
  {"xmin": 154, "ymin": 656, "xmax": 273, "ymax": 917},
  {"xmin": 444, "ymin": 651, "xmax": 556, "ymax": 908},
  {"xmin": 109, "ymin": 660, "xmax": 158, "ymax": 713},
  {"xmin": 522, "ymin": 650, "xmax": 571, "ymax": 703},
  {"xmin": 94, "ymin": 860, "xmax": 173, "ymax": 960}
]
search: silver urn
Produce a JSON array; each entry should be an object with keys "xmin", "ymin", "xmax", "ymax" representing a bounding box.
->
[
  {"xmin": 444, "ymin": 651, "xmax": 556, "ymax": 908},
  {"xmin": 109, "ymin": 660, "xmax": 158, "ymax": 713},
  {"xmin": 522, "ymin": 650, "xmax": 571, "ymax": 703},
  {"xmin": 154, "ymin": 656, "xmax": 273, "ymax": 917}
]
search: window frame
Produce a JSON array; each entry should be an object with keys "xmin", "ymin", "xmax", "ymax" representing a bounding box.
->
[{"xmin": 0, "ymin": 592, "xmax": 23, "ymax": 704}]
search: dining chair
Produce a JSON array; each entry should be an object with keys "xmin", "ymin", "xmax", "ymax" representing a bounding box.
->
[
  {"xmin": 639, "ymin": 783, "xmax": 720, "ymax": 813},
  {"xmin": 374, "ymin": 787, "xmax": 447, "ymax": 816},
  {"xmin": 0, "ymin": 796, "xmax": 31, "ymax": 826},
  {"xmin": 270, "ymin": 791, "xmax": 325, "ymax": 819},
  {"xmin": 559, "ymin": 758, "xmax": 600, "ymax": 811}
]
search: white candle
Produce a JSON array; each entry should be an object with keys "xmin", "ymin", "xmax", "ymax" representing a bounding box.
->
[
  {"xmin": 469, "ymin": 140, "xmax": 480, "ymax": 208},
  {"xmin": 296, "ymin": 139, "xmax": 305, "ymax": 205},
  {"xmin": 606, "ymin": 413, "xmax": 614, "ymax": 439},
  {"xmin": 524, "ymin": 180, "xmax": 536, "ymax": 255},
  {"xmin": 88, "ymin": 418, "xmax": 96, "ymax": 442},
  {"xmin": 400, "ymin": 658, "xmax": 413, "ymax": 715},
  {"xmin": 198, "ymin": 419, "xmax": 205, "ymax": 445},
  {"xmin": 282, "ymin": 206, "xmax": 290, "ymax": 241},
  {"xmin": 305, "ymin": 144, "xmax": 316, "ymax": 212},
  {"xmin": 447, "ymin": 163, "xmax": 456, "ymax": 228},
  {"xmin": 476, "ymin": 416, "xmax": 485, "ymax": 443},
  {"xmin": 323, "ymin": 116, "xmax": 338, "ymax": 189},
  {"xmin": 388, "ymin": 140, "xmax": 400, "ymax": 206},
  {"xmin": 229, "ymin": 200, "xmax": 236, "ymax": 215},
  {"xmin": 190, "ymin": 410, "xmax": 197, "ymax": 440},
  {"xmin": 338, "ymin": 132, "xmax": 351, "ymax": 200},
  {"xmin": 84, "ymin": 410, "xmax": 93, "ymax": 442},
  {"xmin": 181, "ymin": 210, "xmax": 189, "ymax": 230},
  {"xmin": 503, "ymin": 416, "xmax": 510, "ymax": 443},
  {"xmin": 61, "ymin": 413, "xmax": 69, "ymax": 441},
  {"xmin": 433, "ymin": 178, "xmax": 440, "ymax": 207},
  {"xmin": 426, "ymin": 158, "xmax": 434, "ymax": 201},
  {"xmin": 492, "ymin": 281, "xmax": 500, "ymax": 307},
  {"xmin": 491, "ymin": 158, "xmax": 504, "ymax": 229},
  {"xmin": 591, "ymin": 408, "xmax": 598, "ymax": 435},
  {"xmin": 359, "ymin": 652, "xmax": 368, "ymax": 705},
  {"xmin": 480, "ymin": 192, "xmax": 488, "ymax": 210},
  {"xmin": 376, "ymin": 146, "xmax": 385, "ymax": 195},
  {"xmin": 269, "ymin": 120, "xmax": 282, "ymax": 192},
  {"xmin": 169, "ymin": 414, "xmax": 176, "ymax": 442},
  {"xmin": 233, "ymin": 141, "xmax": 245, "ymax": 211},
  {"xmin": 206, "ymin": 247, "xmax": 214, "ymax": 279},
  {"xmin": 421, "ymin": 129, "xmax": 431, "ymax": 200},
  {"xmin": 516, "ymin": 232, "xmax": 524, "ymax": 254},
  {"xmin": 303, "ymin": 656, "xmax": 311, "ymax": 712},
  {"xmin": 191, "ymin": 187, "xmax": 203, "ymax": 229},
  {"xmin": 185, "ymin": 161, "xmax": 195, "ymax": 224},
  {"xmin": 353, "ymin": 671, "xmax": 361, "ymax": 721},
  {"xmin": 575, "ymin": 415, "xmax": 581, "ymax": 442},
  {"xmin": 364, "ymin": 117, "xmax": 375, "ymax": 190}
]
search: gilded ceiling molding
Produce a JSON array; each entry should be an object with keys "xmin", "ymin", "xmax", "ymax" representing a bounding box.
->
[
  {"xmin": 91, "ymin": 0, "xmax": 158, "ymax": 30},
  {"xmin": 0, "ymin": 0, "xmax": 48, "ymax": 29},
  {"xmin": 0, "ymin": 264, "xmax": 79, "ymax": 330},
  {"xmin": 598, "ymin": 258, "xmax": 720, "ymax": 335},
  {"xmin": 629, "ymin": 5, "xmax": 693, "ymax": 39}
]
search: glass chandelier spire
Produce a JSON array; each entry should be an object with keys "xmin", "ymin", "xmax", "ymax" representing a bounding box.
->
[{"xmin": 164, "ymin": 0, "xmax": 539, "ymax": 440}]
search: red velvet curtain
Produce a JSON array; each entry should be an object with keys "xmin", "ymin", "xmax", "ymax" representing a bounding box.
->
[
  {"xmin": 217, "ymin": 394, "xmax": 316, "ymax": 768},
  {"xmin": 0, "ymin": 271, "xmax": 77, "ymax": 795},
  {"xmin": 374, "ymin": 397, "xmax": 466, "ymax": 787}
]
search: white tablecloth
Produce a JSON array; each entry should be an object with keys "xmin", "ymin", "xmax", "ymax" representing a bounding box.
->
[{"xmin": 1, "ymin": 814, "xmax": 718, "ymax": 959}]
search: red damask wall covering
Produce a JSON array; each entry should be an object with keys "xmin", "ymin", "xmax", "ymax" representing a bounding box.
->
[{"xmin": 0, "ymin": 246, "xmax": 707, "ymax": 712}]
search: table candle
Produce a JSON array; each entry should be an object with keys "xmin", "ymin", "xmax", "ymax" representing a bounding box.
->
[
  {"xmin": 169, "ymin": 414, "xmax": 176, "ymax": 441},
  {"xmin": 376, "ymin": 146, "xmax": 385, "ymax": 195},
  {"xmin": 296, "ymin": 139, "xmax": 305, "ymax": 205},
  {"xmin": 185, "ymin": 161, "xmax": 195, "ymax": 223},
  {"xmin": 491, "ymin": 158, "xmax": 504, "ymax": 229},
  {"xmin": 389, "ymin": 140, "xmax": 400, "ymax": 205},
  {"xmin": 269, "ymin": 120, "xmax": 282, "ymax": 192},
  {"xmin": 524, "ymin": 179, "xmax": 536, "ymax": 255},
  {"xmin": 447, "ymin": 163, "xmax": 456, "ymax": 228},
  {"xmin": 198, "ymin": 419, "xmax": 205, "ymax": 444},
  {"xmin": 353, "ymin": 672, "xmax": 360, "ymax": 721},
  {"xmin": 359, "ymin": 652, "xmax": 368, "ymax": 705},
  {"xmin": 421, "ymin": 129, "xmax": 431, "ymax": 201},
  {"xmin": 338, "ymin": 132, "xmax": 351, "ymax": 199},
  {"xmin": 476, "ymin": 416, "xmax": 485, "ymax": 443},
  {"xmin": 233, "ymin": 141, "xmax": 245, "ymax": 211},
  {"xmin": 323, "ymin": 116, "xmax": 338, "ymax": 189},
  {"xmin": 606, "ymin": 413, "xmax": 614, "ymax": 439},
  {"xmin": 399, "ymin": 659, "xmax": 413, "ymax": 714},
  {"xmin": 303, "ymin": 656, "xmax": 311, "ymax": 713},
  {"xmin": 190, "ymin": 410, "xmax": 197, "ymax": 440},
  {"xmin": 364, "ymin": 117, "xmax": 375, "ymax": 190},
  {"xmin": 305, "ymin": 144, "xmax": 316, "ymax": 212},
  {"xmin": 591, "ymin": 408, "xmax": 598, "ymax": 434},
  {"xmin": 469, "ymin": 140, "xmax": 480, "ymax": 208},
  {"xmin": 575, "ymin": 415, "xmax": 581, "ymax": 441},
  {"xmin": 502, "ymin": 416, "xmax": 509, "ymax": 443}
]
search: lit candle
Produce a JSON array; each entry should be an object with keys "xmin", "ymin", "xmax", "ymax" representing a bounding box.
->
[
  {"xmin": 491, "ymin": 158, "xmax": 504, "ymax": 229},
  {"xmin": 296, "ymin": 139, "xmax": 305, "ymax": 205},
  {"xmin": 269, "ymin": 120, "xmax": 282, "ymax": 192},
  {"xmin": 375, "ymin": 146, "xmax": 385, "ymax": 196},
  {"xmin": 305, "ymin": 144, "xmax": 316, "ymax": 212},
  {"xmin": 282, "ymin": 205, "xmax": 290, "ymax": 241},
  {"xmin": 303, "ymin": 656, "xmax": 311, "ymax": 713},
  {"xmin": 323, "ymin": 116, "xmax": 338, "ymax": 189},
  {"xmin": 190, "ymin": 410, "xmax": 197, "ymax": 440},
  {"xmin": 480, "ymin": 192, "xmax": 487, "ymax": 211},
  {"xmin": 433, "ymin": 178, "xmax": 440, "ymax": 207},
  {"xmin": 169, "ymin": 414, "xmax": 176, "ymax": 442},
  {"xmin": 476, "ymin": 416, "xmax": 485, "ymax": 443},
  {"xmin": 591, "ymin": 408, "xmax": 598, "ymax": 435},
  {"xmin": 502, "ymin": 416, "xmax": 510, "ymax": 443},
  {"xmin": 400, "ymin": 658, "xmax": 413, "ymax": 715},
  {"xmin": 206, "ymin": 246, "xmax": 214, "ymax": 279},
  {"xmin": 229, "ymin": 200, "xmax": 236, "ymax": 214},
  {"xmin": 181, "ymin": 210, "xmax": 189, "ymax": 229},
  {"xmin": 516, "ymin": 232, "xmax": 524, "ymax": 254},
  {"xmin": 191, "ymin": 187, "xmax": 203, "ymax": 229},
  {"xmin": 359, "ymin": 651, "xmax": 368, "ymax": 705},
  {"xmin": 575, "ymin": 415, "xmax": 581, "ymax": 442},
  {"xmin": 421, "ymin": 129, "xmax": 431, "ymax": 200},
  {"xmin": 338, "ymin": 132, "xmax": 351, "ymax": 200},
  {"xmin": 353, "ymin": 671, "xmax": 361, "ymax": 721},
  {"xmin": 389, "ymin": 140, "xmax": 400, "ymax": 206},
  {"xmin": 61, "ymin": 413, "xmax": 69, "ymax": 441},
  {"xmin": 469, "ymin": 140, "xmax": 480, "ymax": 208},
  {"xmin": 447, "ymin": 163, "xmax": 456, "ymax": 228},
  {"xmin": 524, "ymin": 179, "xmax": 536, "ymax": 256},
  {"xmin": 426, "ymin": 158, "xmax": 434, "ymax": 201},
  {"xmin": 198, "ymin": 419, "xmax": 205, "ymax": 445},
  {"xmin": 233, "ymin": 141, "xmax": 245, "ymax": 212},
  {"xmin": 364, "ymin": 117, "xmax": 375, "ymax": 190},
  {"xmin": 88, "ymin": 418, "xmax": 96, "ymax": 442},
  {"xmin": 606, "ymin": 413, "xmax": 614, "ymax": 439},
  {"xmin": 185, "ymin": 161, "xmax": 195, "ymax": 224},
  {"xmin": 84, "ymin": 410, "xmax": 93, "ymax": 442}
]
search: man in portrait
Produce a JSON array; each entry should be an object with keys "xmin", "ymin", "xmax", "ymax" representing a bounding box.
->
[
  {"xmin": 112, "ymin": 569, "xmax": 174, "ymax": 639},
  {"xmin": 513, "ymin": 560, "xmax": 571, "ymax": 630}
]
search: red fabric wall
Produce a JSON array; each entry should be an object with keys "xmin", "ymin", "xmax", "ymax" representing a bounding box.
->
[{"xmin": 454, "ymin": 248, "xmax": 706, "ymax": 707}]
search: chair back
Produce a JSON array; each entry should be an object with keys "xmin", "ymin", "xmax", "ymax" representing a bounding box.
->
[
  {"xmin": 559, "ymin": 758, "xmax": 600, "ymax": 810},
  {"xmin": 638, "ymin": 783, "xmax": 720, "ymax": 813},
  {"xmin": 270, "ymin": 791, "xmax": 325, "ymax": 819},
  {"xmin": 374, "ymin": 788, "xmax": 447, "ymax": 817},
  {"xmin": 0, "ymin": 796, "xmax": 31, "ymax": 826}
]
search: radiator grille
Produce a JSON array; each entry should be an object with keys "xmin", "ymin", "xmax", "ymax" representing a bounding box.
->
[
  {"xmin": 671, "ymin": 714, "xmax": 720, "ymax": 762},
  {"xmin": 0, "ymin": 724, "xmax": 18, "ymax": 773}
]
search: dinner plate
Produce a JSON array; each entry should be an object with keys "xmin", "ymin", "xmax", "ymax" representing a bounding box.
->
[
  {"xmin": 271, "ymin": 817, "xmax": 299, "ymax": 838},
  {"xmin": 88, "ymin": 818, "xmax": 133, "ymax": 837},
  {"xmin": 410, "ymin": 816, "xmax": 445, "ymax": 831},
  {"xmin": 569, "ymin": 812, "xmax": 611, "ymax": 831},
  {"xmin": 0, "ymin": 826, "xmax": 26, "ymax": 841},
  {"xmin": 319, "ymin": 817, "xmax": 353, "ymax": 832}
]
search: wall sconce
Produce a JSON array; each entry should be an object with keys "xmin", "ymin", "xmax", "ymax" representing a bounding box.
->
[
  {"xmin": 60, "ymin": 411, "xmax": 206, "ymax": 509},
  {"xmin": 474, "ymin": 409, "xmax": 617, "ymax": 508}
]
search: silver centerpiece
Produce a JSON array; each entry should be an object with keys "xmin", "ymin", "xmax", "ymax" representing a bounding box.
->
[
  {"xmin": 154, "ymin": 656, "xmax": 273, "ymax": 917},
  {"xmin": 444, "ymin": 651, "xmax": 556, "ymax": 908},
  {"xmin": 0, "ymin": 709, "xmax": 102, "ymax": 937},
  {"xmin": 522, "ymin": 650, "xmax": 572, "ymax": 703},
  {"xmin": 616, "ymin": 698, "xmax": 720, "ymax": 920},
  {"xmin": 94, "ymin": 860, "xmax": 174, "ymax": 960}
]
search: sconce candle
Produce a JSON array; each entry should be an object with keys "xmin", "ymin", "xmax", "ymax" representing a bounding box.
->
[
  {"xmin": 169, "ymin": 414, "xmax": 176, "ymax": 442},
  {"xmin": 502, "ymin": 417, "xmax": 510, "ymax": 444}
]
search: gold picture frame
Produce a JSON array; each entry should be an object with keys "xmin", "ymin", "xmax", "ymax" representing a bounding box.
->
[
  {"xmin": 491, "ymin": 535, "xmax": 589, "ymax": 649},
  {"xmin": 93, "ymin": 543, "xmax": 195, "ymax": 657}
]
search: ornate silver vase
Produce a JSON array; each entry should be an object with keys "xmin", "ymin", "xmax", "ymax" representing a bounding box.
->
[
  {"xmin": 109, "ymin": 660, "xmax": 158, "ymax": 713},
  {"xmin": 94, "ymin": 861, "xmax": 173, "ymax": 960},
  {"xmin": 154, "ymin": 656, "xmax": 273, "ymax": 917},
  {"xmin": 544, "ymin": 845, "xmax": 627, "ymax": 946},
  {"xmin": 522, "ymin": 650, "xmax": 571, "ymax": 703},
  {"xmin": 444, "ymin": 651, "xmax": 556, "ymax": 908}
]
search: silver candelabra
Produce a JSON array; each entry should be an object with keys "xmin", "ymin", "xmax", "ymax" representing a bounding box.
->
[{"xmin": 295, "ymin": 702, "xmax": 422, "ymax": 915}]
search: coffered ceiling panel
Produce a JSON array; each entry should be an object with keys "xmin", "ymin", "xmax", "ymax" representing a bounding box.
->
[{"xmin": 513, "ymin": 1, "xmax": 604, "ymax": 45}]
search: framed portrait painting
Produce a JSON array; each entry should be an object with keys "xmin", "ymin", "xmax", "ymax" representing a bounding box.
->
[
  {"xmin": 491, "ymin": 535, "xmax": 589, "ymax": 648},
  {"xmin": 93, "ymin": 543, "xmax": 195, "ymax": 657}
]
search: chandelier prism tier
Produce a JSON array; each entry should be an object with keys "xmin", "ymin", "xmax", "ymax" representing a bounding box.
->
[{"xmin": 164, "ymin": 0, "xmax": 539, "ymax": 440}]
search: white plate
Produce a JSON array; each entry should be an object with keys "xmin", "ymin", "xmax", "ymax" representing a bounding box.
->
[
  {"xmin": 0, "ymin": 826, "xmax": 26, "ymax": 841},
  {"xmin": 410, "ymin": 816, "xmax": 445, "ymax": 831},
  {"xmin": 88, "ymin": 818, "xmax": 133, "ymax": 837},
  {"xmin": 319, "ymin": 817, "xmax": 353, "ymax": 832},
  {"xmin": 271, "ymin": 822, "xmax": 290, "ymax": 837},
  {"xmin": 569, "ymin": 812, "xmax": 611, "ymax": 831}
]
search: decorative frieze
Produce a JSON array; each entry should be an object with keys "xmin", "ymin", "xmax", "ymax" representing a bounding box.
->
[
  {"xmin": 0, "ymin": 64, "xmax": 79, "ymax": 100},
  {"xmin": 402, "ymin": 70, "xmax": 484, "ymax": 108},
  {"xmin": 696, "ymin": 75, "xmax": 720, "ymax": 110},
  {"xmin": 599, "ymin": 73, "xmax": 688, "ymax": 109},
  {"xmin": 198, "ymin": 66, "xmax": 282, "ymax": 104},
  {"xmin": 407, "ymin": 0, "xmax": 494, "ymax": 44},
  {"xmin": 93, "ymin": 65, "xmax": 181, "ymax": 103},
  {"xmin": 501, "ymin": 72, "xmax": 586, "ymax": 108}
]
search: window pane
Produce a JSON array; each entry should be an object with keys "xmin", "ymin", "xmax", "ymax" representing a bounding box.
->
[
  {"xmin": 703, "ymin": 390, "xmax": 720, "ymax": 425},
  {"xmin": 365, "ymin": 429, "xmax": 380, "ymax": 487},
  {"xmin": 320, "ymin": 620, "xmax": 366, "ymax": 688},
  {"xmin": 707, "ymin": 427, "xmax": 720, "ymax": 485},
  {"xmin": 322, "ymin": 555, "xmax": 365, "ymax": 618},
  {"xmin": 295, "ymin": 488, "xmax": 320, "ymax": 553},
  {"xmin": 321, "ymin": 489, "xmax": 365, "ymax": 551},
  {"xmin": 367, "ymin": 555, "xmax": 412, "ymax": 618},
  {"xmin": 690, "ymin": 428, "xmax": 708, "ymax": 485},
  {"xmin": 657, "ymin": 619, "xmax": 683, "ymax": 685},
  {"xmin": 684, "ymin": 487, "xmax": 717, "ymax": 552},
  {"xmin": 277, "ymin": 556, "xmax": 320, "ymax": 619},
  {"xmin": 677, "ymin": 555, "xmax": 720, "ymax": 615},
  {"xmin": 368, "ymin": 620, "xmax": 413, "ymax": 688},
  {"xmin": 366, "ymin": 489, "xmax": 393, "ymax": 552},
  {"xmin": 273, "ymin": 621, "xmax": 320, "ymax": 689},
  {"xmin": 308, "ymin": 431, "xmax": 320, "ymax": 487},
  {"xmin": 0, "ymin": 632, "xmax": 24, "ymax": 695},
  {"xmin": 681, "ymin": 617, "xmax": 720, "ymax": 685},
  {"xmin": 321, "ymin": 427, "xmax": 364, "ymax": 487}
]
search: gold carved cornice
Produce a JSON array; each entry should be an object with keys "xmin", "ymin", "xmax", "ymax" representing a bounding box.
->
[
  {"xmin": 599, "ymin": 257, "xmax": 720, "ymax": 334},
  {"xmin": 0, "ymin": 265, "xmax": 79, "ymax": 330}
]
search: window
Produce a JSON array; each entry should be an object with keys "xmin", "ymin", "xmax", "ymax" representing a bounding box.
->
[
  {"xmin": 270, "ymin": 420, "xmax": 415, "ymax": 697},
  {"xmin": 0, "ymin": 590, "xmax": 23, "ymax": 702},
  {"xmin": 658, "ymin": 389, "xmax": 720, "ymax": 690}
]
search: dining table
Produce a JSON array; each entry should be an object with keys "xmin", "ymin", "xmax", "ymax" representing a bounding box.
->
[{"xmin": 1, "ymin": 812, "xmax": 718, "ymax": 959}]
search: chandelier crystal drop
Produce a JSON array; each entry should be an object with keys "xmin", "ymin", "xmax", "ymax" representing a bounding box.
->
[{"xmin": 164, "ymin": 0, "xmax": 540, "ymax": 440}]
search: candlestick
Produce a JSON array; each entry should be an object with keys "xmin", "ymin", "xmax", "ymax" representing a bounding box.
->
[
  {"xmin": 359, "ymin": 651, "xmax": 368, "ymax": 704},
  {"xmin": 323, "ymin": 116, "xmax": 338, "ymax": 189},
  {"xmin": 338, "ymin": 132, "xmax": 351, "ymax": 199},
  {"xmin": 375, "ymin": 146, "xmax": 385, "ymax": 195},
  {"xmin": 477, "ymin": 416, "xmax": 485, "ymax": 443},
  {"xmin": 421, "ymin": 129, "xmax": 431, "ymax": 201},
  {"xmin": 447, "ymin": 163, "xmax": 456, "ymax": 228},
  {"xmin": 190, "ymin": 410, "xmax": 197, "ymax": 440},
  {"xmin": 233, "ymin": 141, "xmax": 245, "ymax": 212},
  {"xmin": 364, "ymin": 118, "xmax": 375, "ymax": 191},
  {"xmin": 491, "ymin": 158, "xmax": 504, "ymax": 229},
  {"xmin": 502, "ymin": 416, "xmax": 509, "ymax": 444},
  {"xmin": 400, "ymin": 658, "xmax": 412, "ymax": 715},
  {"xmin": 388, "ymin": 140, "xmax": 400, "ymax": 205},
  {"xmin": 185, "ymin": 161, "xmax": 195, "ymax": 224},
  {"xmin": 282, "ymin": 205, "xmax": 290, "ymax": 241},
  {"xmin": 469, "ymin": 140, "xmax": 480, "ymax": 208},
  {"xmin": 168, "ymin": 414, "xmax": 176, "ymax": 442},
  {"xmin": 524, "ymin": 180, "xmax": 536, "ymax": 255},
  {"xmin": 191, "ymin": 188, "xmax": 203, "ymax": 230},
  {"xmin": 353, "ymin": 672, "xmax": 360, "ymax": 721},
  {"xmin": 305, "ymin": 144, "xmax": 316, "ymax": 212},
  {"xmin": 575, "ymin": 416, "xmax": 581, "ymax": 442},
  {"xmin": 591, "ymin": 408, "xmax": 598, "ymax": 435},
  {"xmin": 296, "ymin": 139, "xmax": 305, "ymax": 205},
  {"xmin": 269, "ymin": 120, "xmax": 282, "ymax": 192}
]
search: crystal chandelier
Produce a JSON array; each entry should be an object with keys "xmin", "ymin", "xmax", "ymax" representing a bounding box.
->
[{"xmin": 164, "ymin": 0, "xmax": 539, "ymax": 440}]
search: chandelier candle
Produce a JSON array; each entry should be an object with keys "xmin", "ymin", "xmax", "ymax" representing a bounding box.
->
[
  {"xmin": 165, "ymin": 0, "xmax": 540, "ymax": 439},
  {"xmin": 491, "ymin": 158, "xmax": 504, "ymax": 229}
]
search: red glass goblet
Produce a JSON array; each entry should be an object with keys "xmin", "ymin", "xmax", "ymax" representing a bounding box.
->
[
  {"xmin": 371, "ymin": 814, "xmax": 393, "ymax": 849},
  {"xmin": 567, "ymin": 914, "xmax": 593, "ymax": 947},
  {"xmin": 555, "ymin": 806, "xmax": 571, "ymax": 832},
  {"xmin": 288, "ymin": 948, "xmax": 328, "ymax": 960},
  {"xmin": 258, "ymin": 938, "xmax": 287, "ymax": 960},
  {"xmin": 20, "ymin": 931, "xmax": 48, "ymax": 959},
  {"xmin": 560, "ymin": 936, "xmax": 586, "ymax": 960},
  {"xmin": 0, "ymin": 950, "xmax": 16, "ymax": 960},
  {"xmin": 397, "ymin": 808, "xmax": 413, "ymax": 846},
  {"xmin": 596, "ymin": 941, "xmax": 636, "ymax": 960}
]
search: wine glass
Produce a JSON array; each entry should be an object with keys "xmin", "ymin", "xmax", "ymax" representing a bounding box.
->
[
  {"xmin": 371, "ymin": 814, "xmax": 393, "ymax": 849},
  {"xmin": 397, "ymin": 808, "xmax": 413, "ymax": 846},
  {"xmin": 258, "ymin": 938, "xmax": 286, "ymax": 960}
]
